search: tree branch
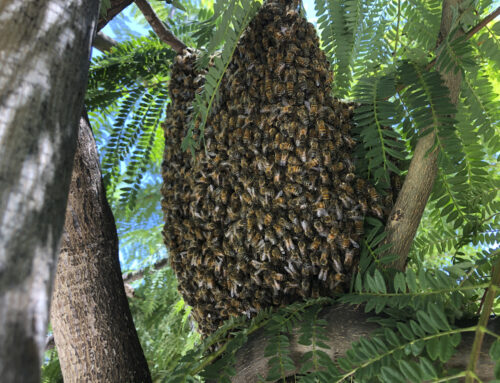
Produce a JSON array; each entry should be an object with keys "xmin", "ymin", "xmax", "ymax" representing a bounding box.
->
[
  {"xmin": 466, "ymin": 6, "xmax": 500, "ymax": 39},
  {"xmin": 134, "ymin": 0, "xmax": 187, "ymax": 54},
  {"xmin": 122, "ymin": 258, "xmax": 169, "ymax": 283},
  {"xmin": 382, "ymin": 0, "xmax": 465, "ymax": 271},
  {"xmin": 232, "ymin": 305, "xmax": 500, "ymax": 383},
  {"xmin": 98, "ymin": 0, "xmax": 134, "ymax": 31},
  {"xmin": 93, "ymin": 31, "xmax": 118, "ymax": 52}
]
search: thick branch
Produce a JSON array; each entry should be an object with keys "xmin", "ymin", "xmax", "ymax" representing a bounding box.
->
[
  {"xmin": 134, "ymin": 0, "xmax": 187, "ymax": 53},
  {"xmin": 97, "ymin": 0, "xmax": 134, "ymax": 31},
  {"xmin": 93, "ymin": 31, "xmax": 118, "ymax": 52},
  {"xmin": 383, "ymin": 0, "xmax": 464, "ymax": 271},
  {"xmin": 233, "ymin": 305, "xmax": 500, "ymax": 383}
]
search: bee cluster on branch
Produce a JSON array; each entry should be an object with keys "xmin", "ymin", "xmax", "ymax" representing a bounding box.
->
[{"xmin": 161, "ymin": 0, "xmax": 391, "ymax": 335}]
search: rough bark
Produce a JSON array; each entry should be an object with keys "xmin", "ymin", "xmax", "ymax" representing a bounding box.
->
[
  {"xmin": 383, "ymin": 0, "xmax": 464, "ymax": 271},
  {"xmin": 50, "ymin": 114, "xmax": 152, "ymax": 383},
  {"xmin": 233, "ymin": 305, "xmax": 499, "ymax": 383},
  {"xmin": 0, "ymin": 1, "xmax": 99, "ymax": 382}
]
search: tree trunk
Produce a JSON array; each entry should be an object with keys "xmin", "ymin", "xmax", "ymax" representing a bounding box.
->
[
  {"xmin": 383, "ymin": 0, "xmax": 464, "ymax": 271},
  {"xmin": 0, "ymin": 1, "xmax": 98, "ymax": 382},
  {"xmin": 50, "ymin": 114, "xmax": 152, "ymax": 383}
]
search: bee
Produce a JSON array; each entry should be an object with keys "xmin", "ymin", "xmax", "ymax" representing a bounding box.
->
[
  {"xmin": 296, "ymin": 56, "xmax": 310, "ymax": 67},
  {"xmin": 273, "ymin": 169, "xmax": 282, "ymax": 185},
  {"xmin": 284, "ymin": 233, "xmax": 295, "ymax": 251},
  {"xmin": 332, "ymin": 162, "xmax": 345, "ymax": 172},
  {"xmin": 287, "ymin": 164, "xmax": 301, "ymax": 176},
  {"xmin": 305, "ymin": 156, "xmax": 320, "ymax": 170},
  {"xmin": 371, "ymin": 204, "xmax": 384, "ymax": 219},
  {"xmin": 345, "ymin": 172, "xmax": 356, "ymax": 182},
  {"xmin": 344, "ymin": 249, "xmax": 355, "ymax": 268},
  {"xmin": 271, "ymin": 246, "xmax": 282, "ymax": 261},
  {"xmin": 265, "ymin": 84, "xmax": 273, "ymax": 102},
  {"xmin": 327, "ymin": 227, "xmax": 339, "ymax": 244},
  {"xmin": 284, "ymin": 183, "xmax": 302, "ymax": 197},
  {"xmin": 340, "ymin": 182, "xmax": 354, "ymax": 195},
  {"xmin": 285, "ymin": 51, "xmax": 294, "ymax": 65},
  {"xmin": 309, "ymin": 97, "xmax": 318, "ymax": 116},
  {"xmin": 356, "ymin": 178, "xmax": 366, "ymax": 192},
  {"xmin": 286, "ymin": 82, "xmax": 294, "ymax": 97},
  {"xmin": 340, "ymin": 235, "xmax": 350, "ymax": 251},
  {"xmin": 297, "ymin": 107, "xmax": 309, "ymax": 126},
  {"xmin": 298, "ymin": 240, "xmax": 307, "ymax": 257},
  {"xmin": 274, "ymin": 222, "xmax": 285, "ymax": 238},
  {"xmin": 317, "ymin": 119, "xmax": 327, "ymax": 137},
  {"xmin": 319, "ymin": 249, "xmax": 329, "ymax": 267},
  {"xmin": 296, "ymin": 146, "xmax": 307, "ymax": 162},
  {"xmin": 243, "ymin": 128, "xmax": 252, "ymax": 144},
  {"xmin": 279, "ymin": 151, "xmax": 289, "ymax": 167},
  {"xmin": 319, "ymin": 170, "xmax": 330, "ymax": 184},
  {"xmin": 314, "ymin": 221, "xmax": 328, "ymax": 237},
  {"xmin": 368, "ymin": 186, "xmax": 379, "ymax": 202},
  {"xmin": 274, "ymin": 82, "xmax": 285, "ymax": 97},
  {"xmin": 274, "ymin": 30, "xmax": 285, "ymax": 44},
  {"xmin": 279, "ymin": 141, "xmax": 294, "ymax": 151},
  {"xmin": 296, "ymin": 90, "xmax": 305, "ymax": 105},
  {"xmin": 298, "ymin": 75, "xmax": 307, "ymax": 91},
  {"xmin": 274, "ymin": 193, "xmax": 286, "ymax": 208},
  {"xmin": 315, "ymin": 200, "xmax": 328, "ymax": 217},
  {"xmin": 318, "ymin": 268, "xmax": 328, "ymax": 281},
  {"xmin": 285, "ymin": 67, "xmax": 297, "ymax": 82}
]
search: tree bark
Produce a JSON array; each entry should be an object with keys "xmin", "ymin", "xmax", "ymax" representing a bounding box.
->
[
  {"xmin": 0, "ymin": 1, "xmax": 99, "ymax": 382},
  {"xmin": 50, "ymin": 114, "xmax": 152, "ymax": 383},
  {"xmin": 232, "ymin": 305, "xmax": 499, "ymax": 383},
  {"xmin": 383, "ymin": 0, "xmax": 464, "ymax": 271}
]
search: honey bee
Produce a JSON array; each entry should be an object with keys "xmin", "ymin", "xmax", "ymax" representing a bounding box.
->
[
  {"xmin": 284, "ymin": 183, "xmax": 302, "ymax": 197},
  {"xmin": 309, "ymin": 97, "xmax": 318, "ymax": 116},
  {"xmin": 286, "ymin": 82, "xmax": 294, "ymax": 97},
  {"xmin": 274, "ymin": 82, "xmax": 285, "ymax": 97},
  {"xmin": 284, "ymin": 233, "xmax": 295, "ymax": 251},
  {"xmin": 305, "ymin": 156, "xmax": 320, "ymax": 170},
  {"xmin": 296, "ymin": 56, "xmax": 310, "ymax": 67},
  {"xmin": 344, "ymin": 249, "xmax": 355, "ymax": 268},
  {"xmin": 298, "ymin": 75, "xmax": 307, "ymax": 91},
  {"xmin": 271, "ymin": 246, "xmax": 282, "ymax": 261},
  {"xmin": 315, "ymin": 199, "xmax": 328, "ymax": 217},
  {"xmin": 317, "ymin": 119, "xmax": 327, "ymax": 137},
  {"xmin": 279, "ymin": 151, "xmax": 289, "ymax": 167},
  {"xmin": 371, "ymin": 204, "xmax": 384, "ymax": 219},
  {"xmin": 340, "ymin": 182, "xmax": 354, "ymax": 195},
  {"xmin": 327, "ymin": 227, "xmax": 339, "ymax": 244},
  {"xmin": 319, "ymin": 249, "xmax": 329, "ymax": 266},
  {"xmin": 287, "ymin": 164, "xmax": 301, "ymax": 176},
  {"xmin": 274, "ymin": 30, "xmax": 285, "ymax": 44},
  {"xmin": 298, "ymin": 240, "xmax": 307, "ymax": 256},
  {"xmin": 368, "ymin": 186, "xmax": 379, "ymax": 202},
  {"xmin": 296, "ymin": 146, "xmax": 307, "ymax": 162},
  {"xmin": 285, "ymin": 51, "xmax": 294, "ymax": 65},
  {"xmin": 318, "ymin": 268, "xmax": 328, "ymax": 281},
  {"xmin": 279, "ymin": 141, "xmax": 294, "ymax": 151},
  {"xmin": 332, "ymin": 162, "xmax": 345, "ymax": 172}
]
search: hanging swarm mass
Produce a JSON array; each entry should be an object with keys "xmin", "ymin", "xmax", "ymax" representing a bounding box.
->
[{"xmin": 161, "ymin": 0, "xmax": 389, "ymax": 335}]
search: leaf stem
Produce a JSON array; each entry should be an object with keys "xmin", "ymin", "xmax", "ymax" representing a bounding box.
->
[{"xmin": 465, "ymin": 251, "xmax": 500, "ymax": 382}]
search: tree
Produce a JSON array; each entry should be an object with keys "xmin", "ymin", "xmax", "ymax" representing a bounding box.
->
[
  {"xmin": 2, "ymin": 0, "xmax": 499, "ymax": 382},
  {"xmin": 0, "ymin": 1, "xmax": 99, "ymax": 382}
]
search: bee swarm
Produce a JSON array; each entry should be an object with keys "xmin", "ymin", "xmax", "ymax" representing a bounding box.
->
[{"xmin": 161, "ymin": 0, "xmax": 387, "ymax": 335}]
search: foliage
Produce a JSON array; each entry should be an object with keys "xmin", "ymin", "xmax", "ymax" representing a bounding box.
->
[{"xmin": 57, "ymin": 0, "xmax": 500, "ymax": 382}]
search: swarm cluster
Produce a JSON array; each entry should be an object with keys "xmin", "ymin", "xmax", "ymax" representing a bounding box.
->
[{"xmin": 162, "ymin": 0, "xmax": 387, "ymax": 334}]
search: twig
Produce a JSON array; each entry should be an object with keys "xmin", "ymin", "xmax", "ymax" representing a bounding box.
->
[
  {"xmin": 122, "ymin": 258, "xmax": 169, "ymax": 283},
  {"xmin": 466, "ymin": 6, "xmax": 500, "ymax": 39},
  {"xmin": 134, "ymin": 0, "xmax": 187, "ymax": 54},
  {"xmin": 466, "ymin": 251, "xmax": 500, "ymax": 383}
]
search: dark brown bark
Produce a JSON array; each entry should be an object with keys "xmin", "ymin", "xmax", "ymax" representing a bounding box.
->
[
  {"xmin": 97, "ymin": 0, "xmax": 134, "ymax": 32},
  {"xmin": 0, "ymin": 1, "xmax": 99, "ymax": 382},
  {"xmin": 233, "ymin": 305, "xmax": 499, "ymax": 383},
  {"xmin": 383, "ymin": 0, "xmax": 464, "ymax": 271},
  {"xmin": 50, "ymin": 114, "xmax": 152, "ymax": 383}
]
